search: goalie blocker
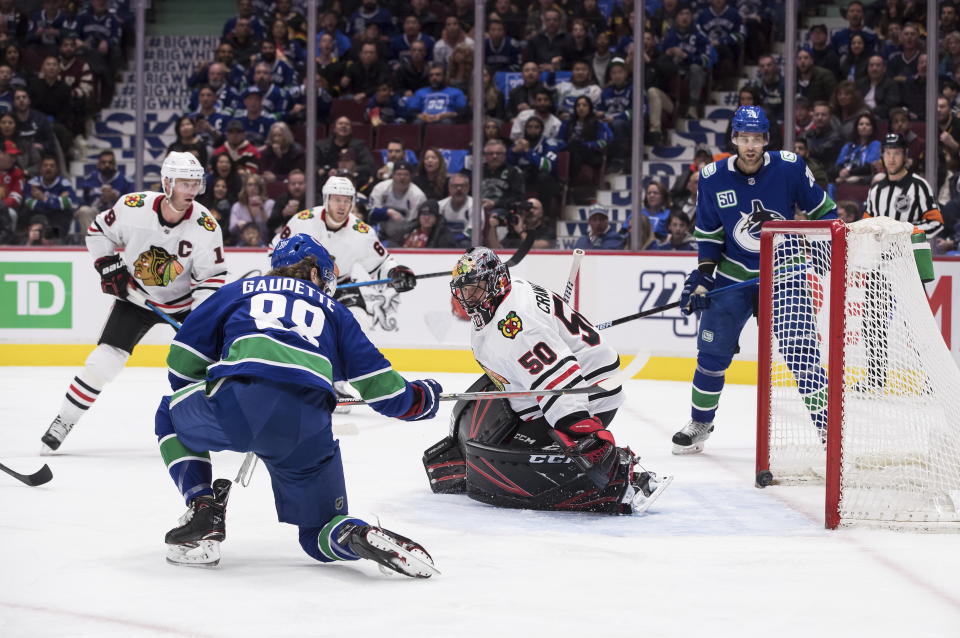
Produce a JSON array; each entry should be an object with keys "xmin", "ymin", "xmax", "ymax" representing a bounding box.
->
[{"xmin": 423, "ymin": 376, "xmax": 669, "ymax": 514}]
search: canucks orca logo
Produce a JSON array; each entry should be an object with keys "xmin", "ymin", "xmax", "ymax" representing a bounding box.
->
[{"xmin": 732, "ymin": 199, "xmax": 785, "ymax": 252}]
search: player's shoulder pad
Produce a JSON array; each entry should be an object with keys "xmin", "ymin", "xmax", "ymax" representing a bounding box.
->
[{"xmin": 700, "ymin": 161, "xmax": 719, "ymax": 179}]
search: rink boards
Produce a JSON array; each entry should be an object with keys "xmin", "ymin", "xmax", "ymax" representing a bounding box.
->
[{"xmin": 2, "ymin": 247, "xmax": 959, "ymax": 379}]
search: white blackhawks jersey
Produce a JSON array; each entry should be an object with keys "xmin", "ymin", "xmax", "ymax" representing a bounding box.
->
[
  {"xmin": 270, "ymin": 208, "xmax": 399, "ymax": 283},
  {"xmin": 85, "ymin": 191, "xmax": 227, "ymax": 312},
  {"xmin": 471, "ymin": 279, "xmax": 624, "ymax": 429}
]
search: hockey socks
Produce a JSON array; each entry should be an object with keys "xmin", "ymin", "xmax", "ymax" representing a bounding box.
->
[
  {"xmin": 304, "ymin": 516, "xmax": 439, "ymax": 578},
  {"xmin": 690, "ymin": 353, "xmax": 729, "ymax": 424},
  {"xmin": 156, "ymin": 396, "xmax": 213, "ymax": 503},
  {"xmin": 57, "ymin": 344, "xmax": 129, "ymax": 423},
  {"xmin": 305, "ymin": 515, "xmax": 365, "ymax": 563}
]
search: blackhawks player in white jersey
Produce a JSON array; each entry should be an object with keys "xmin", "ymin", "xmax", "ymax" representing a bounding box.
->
[
  {"xmin": 421, "ymin": 247, "xmax": 671, "ymax": 514},
  {"xmin": 673, "ymin": 106, "xmax": 837, "ymax": 454},
  {"xmin": 41, "ymin": 152, "xmax": 226, "ymax": 451},
  {"xmin": 270, "ymin": 175, "xmax": 417, "ymax": 328}
]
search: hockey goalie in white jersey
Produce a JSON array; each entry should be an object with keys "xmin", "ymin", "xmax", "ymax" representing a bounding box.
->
[
  {"xmin": 422, "ymin": 247, "xmax": 671, "ymax": 514},
  {"xmin": 41, "ymin": 152, "xmax": 226, "ymax": 451},
  {"xmin": 270, "ymin": 176, "xmax": 416, "ymax": 332}
]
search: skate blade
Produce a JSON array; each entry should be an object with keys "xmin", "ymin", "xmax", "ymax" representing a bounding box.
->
[
  {"xmin": 633, "ymin": 474, "xmax": 673, "ymax": 514},
  {"xmin": 672, "ymin": 442, "xmax": 705, "ymax": 455},
  {"xmin": 165, "ymin": 540, "xmax": 221, "ymax": 568},
  {"xmin": 366, "ymin": 530, "xmax": 440, "ymax": 578}
]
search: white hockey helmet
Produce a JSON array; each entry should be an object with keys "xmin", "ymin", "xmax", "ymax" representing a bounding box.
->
[
  {"xmin": 161, "ymin": 151, "xmax": 206, "ymax": 197},
  {"xmin": 322, "ymin": 175, "xmax": 356, "ymax": 212}
]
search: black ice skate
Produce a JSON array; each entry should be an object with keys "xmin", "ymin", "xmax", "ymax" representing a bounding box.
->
[
  {"xmin": 40, "ymin": 416, "xmax": 75, "ymax": 452},
  {"xmin": 340, "ymin": 522, "xmax": 439, "ymax": 578},
  {"xmin": 672, "ymin": 420, "xmax": 714, "ymax": 455},
  {"xmin": 165, "ymin": 479, "xmax": 232, "ymax": 568}
]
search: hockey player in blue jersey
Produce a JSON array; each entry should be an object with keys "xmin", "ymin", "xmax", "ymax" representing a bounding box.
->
[
  {"xmin": 673, "ymin": 105, "xmax": 837, "ymax": 454},
  {"xmin": 154, "ymin": 234, "xmax": 442, "ymax": 577}
]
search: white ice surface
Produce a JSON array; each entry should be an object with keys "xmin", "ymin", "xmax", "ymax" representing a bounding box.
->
[{"xmin": 1, "ymin": 368, "xmax": 958, "ymax": 638}]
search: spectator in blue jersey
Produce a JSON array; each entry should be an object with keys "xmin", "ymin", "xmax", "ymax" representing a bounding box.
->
[
  {"xmin": 642, "ymin": 181, "xmax": 672, "ymax": 238},
  {"xmin": 188, "ymin": 63, "xmax": 239, "ymax": 115},
  {"xmin": 342, "ymin": 42, "xmax": 390, "ymax": 104},
  {"xmin": 155, "ymin": 235, "xmax": 442, "ymax": 575},
  {"xmin": 26, "ymin": 0, "xmax": 73, "ymax": 58},
  {"xmin": 484, "ymin": 19, "xmax": 522, "ymax": 74},
  {"xmin": 74, "ymin": 149, "xmax": 130, "ymax": 238},
  {"xmin": 376, "ymin": 139, "xmax": 419, "ymax": 181},
  {"xmin": 266, "ymin": 18, "xmax": 305, "ymax": 71},
  {"xmin": 830, "ymin": 1, "xmax": 877, "ymax": 58},
  {"xmin": 366, "ymin": 82, "xmax": 405, "ymax": 127},
  {"xmin": 0, "ymin": 64, "xmax": 14, "ymax": 113},
  {"xmin": 253, "ymin": 39, "xmax": 297, "ymax": 88},
  {"xmin": 697, "ymin": 0, "xmax": 744, "ymax": 90},
  {"xmin": 24, "ymin": 155, "xmax": 77, "ymax": 241},
  {"xmin": 655, "ymin": 210, "xmax": 697, "ymax": 250},
  {"xmin": 556, "ymin": 96, "xmax": 612, "ymax": 204},
  {"xmin": 830, "ymin": 112, "xmax": 881, "ymax": 185},
  {"xmin": 76, "ymin": 0, "xmax": 122, "ymax": 108},
  {"xmin": 234, "ymin": 86, "xmax": 276, "ymax": 146},
  {"xmin": 318, "ymin": 12, "xmax": 352, "ymax": 59},
  {"xmin": 390, "ymin": 15, "xmax": 434, "ymax": 64},
  {"xmin": 248, "ymin": 61, "xmax": 290, "ymax": 120},
  {"xmin": 222, "ymin": 0, "xmax": 266, "ymax": 41},
  {"xmin": 405, "ymin": 63, "xmax": 467, "ymax": 125},
  {"xmin": 508, "ymin": 115, "xmax": 561, "ymax": 213},
  {"xmin": 598, "ymin": 57, "xmax": 632, "ymax": 173},
  {"xmin": 189, "ymin": 86, "xmax": 228, "ymax": 148},
  {"xmin": 555, "ymin": 60, "xmax": 602, "ymax": 119},
  {"xmin": 166, "ymin": 116, "xmax": 209, "ymax": 169},
  {"xmin": 224, "ymin": 16, "xmax": 262, "ymax": 68},
  {"xmin": 511, "ymin": 87, "xmax": 562, "ymax": 141},
  {"xmin": 12, "ymin": 89, "xmax": 55, "ymax": 157},
  {"xmin": 659, "ymin": 4, "xmax": 715, "ymax": 119},
  {"xmin": 347, "ymin": 0, "xmax": 394, "ymax": 39},
  {"xmin": 187, "ymin": 43, "xmax": 247, "ymax": 92},
  {"xmin": 575, "ymin": 205, "xmax": 625, "ymax": 250}
]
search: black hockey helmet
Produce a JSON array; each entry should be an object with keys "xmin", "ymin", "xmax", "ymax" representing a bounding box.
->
[
  {"xmin": 882, "ymin": 132, "xmax": 908, "ymax": 150},
  {"xmin": 450, "ymin": 247, "xmax": 511, "ymax": 329}
]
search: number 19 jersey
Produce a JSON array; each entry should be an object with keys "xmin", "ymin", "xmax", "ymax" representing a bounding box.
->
[{"xmin": 470, "ymin": 279, "xmax": 624, "ymax": 431}]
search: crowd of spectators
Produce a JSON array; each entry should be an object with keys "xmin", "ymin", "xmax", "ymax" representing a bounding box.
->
[
  {"xmin": 0, "ymin": 0, "xmax": 131, "ymax": 245},
  {"xmin": 9, "ymin": 0, "xmax": 960, "ymax": 256}
]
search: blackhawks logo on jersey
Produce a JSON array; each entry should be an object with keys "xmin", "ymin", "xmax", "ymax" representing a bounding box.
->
[
  {"xmin": 296, "ymin": 209, "xmax": 314, "ymax": 220},
  {"xmin": 124, "ymin": 193, "xmax": 146, "ymax": 208},
  {"xmin": 732, "ymin": 199, "xmax": 786, "ymax": 252},
  {"xmin": 197, "ymin": 211, "xmax": 217, "ymax": 232},
  {"xmin": 498, "ymin": 310, "xmax": 523, "ymax": 339},
  {"xmin": 353, "ymin": 219, "xmax": 371, "ymax": 234},
  {"xmin": 479, "ymin": 362, "xmax": 509, "ymax": 390},
  {"xmin": 133, "ymin": 245, "xmax": 184, "ymax": 287}
]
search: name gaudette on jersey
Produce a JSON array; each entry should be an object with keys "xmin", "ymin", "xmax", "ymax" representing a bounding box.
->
[{"xmin": 85, "ymin": 191, "xmax": 227, "ymax": 312}]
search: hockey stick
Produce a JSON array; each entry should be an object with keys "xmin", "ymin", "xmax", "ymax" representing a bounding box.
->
[
  {"xmin": 562, "ymin": 249, "xmax": 585, "ymax": 304},
  {"xmin": 337, "ymin": 232, "xmax": 538, "ymax": 290},
  {"xmin": 0, "ymin": 461, "xmax": 52, "ymax": 487},
  {"xmin": 127, "ymin": 290, "xmax": 184, "ymax": 331}
]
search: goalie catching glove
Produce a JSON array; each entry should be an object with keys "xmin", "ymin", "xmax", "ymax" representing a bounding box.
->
[
  {"xmin": 680, "ymin": 268, "xmax": 715, "ymax": 315},
  {"xmin": 549, "ymin": 416, "xmax": 617, "ymax": 489},
  {"xmin": 388, "ymin": 266, "xmax": 416, "ymax": 293},
  {"xmin": 94, "ymin": 254, "xmax": 133, "ymax": 299},
  {"xmin": 399, "ymin": 379, "xmax": 442, "ymax": 421}
]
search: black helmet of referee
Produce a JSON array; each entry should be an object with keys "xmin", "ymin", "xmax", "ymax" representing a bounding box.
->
[{"xmin": 882, "ymin": 133, "xmax": 908, "ymax": 150}]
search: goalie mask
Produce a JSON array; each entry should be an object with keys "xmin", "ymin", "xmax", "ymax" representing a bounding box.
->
[
  {"xmin": 271, "ymin": 233, "xmax": 338, "ymax": 296},
  {"xmin": 450, "ymin": 247, "xmax": 511, "ymax": 329}
]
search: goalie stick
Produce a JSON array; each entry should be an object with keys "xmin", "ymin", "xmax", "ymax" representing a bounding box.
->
[
  {"xmin": 338, "ymin": 232, "xmax": 538, "ymax": 290},
  {"xmin": 0, "ymin": 461, "xmax": 52, "ymax": 486}
]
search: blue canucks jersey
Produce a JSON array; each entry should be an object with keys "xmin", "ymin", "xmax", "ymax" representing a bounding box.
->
[
  {"xmin": 166, "ymin": 276, "xmax": 421, "ymax": 419},
  {"xmin": 694, "ymin": 151, "xmax": 837, "ymax": 282}
]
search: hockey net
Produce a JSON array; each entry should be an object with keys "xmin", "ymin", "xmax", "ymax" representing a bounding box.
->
[{"xmin": 756, "ymin": 217, "xmax": 960, "ymax": 530}]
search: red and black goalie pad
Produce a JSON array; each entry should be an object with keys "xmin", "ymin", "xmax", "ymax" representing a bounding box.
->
[
  {"xmin": 422, "ymin": 436, "xmax": 466, "ymax": 494},
  {"xmin": 462, "ymin": 439, "xmax": 633, "ymax": 515}
]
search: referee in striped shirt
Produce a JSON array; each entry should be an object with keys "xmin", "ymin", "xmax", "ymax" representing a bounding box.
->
[{"xmin": 863, "ymin": 133, "xmax": 944, "ymax": 238}]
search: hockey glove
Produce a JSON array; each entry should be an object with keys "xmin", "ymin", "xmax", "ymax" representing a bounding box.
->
[
  {"xmin": 94, "ymin": 254, "xmax": 133, "ymax": 300},
  {"xmin": 550, "ymin": 416, "xmax": 617, "ymax": 488},
  {"xmin": 400, "ymin": 379, "xmax": 443, "ymax": 421},
  {"xmin": 388, "ymin": 266, "xmax": 417, "ymax": 293},
  {"xmin": 680, "ymin": 269, "xmax": 715, "ymax": 316}
]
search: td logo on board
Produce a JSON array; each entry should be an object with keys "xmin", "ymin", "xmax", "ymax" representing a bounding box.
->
[{"xmin": 0, "ymin": 262, "xmax": 72, "ymax": 328}]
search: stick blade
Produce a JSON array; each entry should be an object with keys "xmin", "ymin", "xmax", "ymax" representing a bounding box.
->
[{"xmin": 0, "ymin": 462, "xmax": 53, "ymax": 487}]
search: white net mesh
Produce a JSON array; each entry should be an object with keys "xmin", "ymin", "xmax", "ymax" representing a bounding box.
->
[{"xmin": 764, "ymin": 217, "xmax": 960, "ymax": 530}]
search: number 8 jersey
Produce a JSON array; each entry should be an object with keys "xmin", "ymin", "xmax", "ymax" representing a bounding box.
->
[{"xmin": 470, "ymin": 279, "xmax": 624, "ymax": 431}]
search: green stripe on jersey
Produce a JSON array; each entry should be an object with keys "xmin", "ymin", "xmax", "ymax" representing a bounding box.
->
[
  {"xmin": 694, "ymin": 227, "xmax": 725, "ymax": 243},
  {"xmin": 717, "ymin": 258, "xmax": 758, "ymax": 282},
  {"xmin": 911, "ymin": 233, "xmax": 934, "ymax": 283},
  {"xmin": 213, "ymin": 334, "xmax": 334, "ymax": 384},
  {"xmin": 168, "ymin": 342, "xmax": 211, "ymax": 381},
  {"xmin": 159, "ymin": 434, "xmax": 210, "ymax": 468},
  {"xmin": 349, "ymin": 368, "xmax": 408, "ymax": 403},
  {"xmin": 807, "ymin": 192, "xmax": 837, "ymax": 220}
]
